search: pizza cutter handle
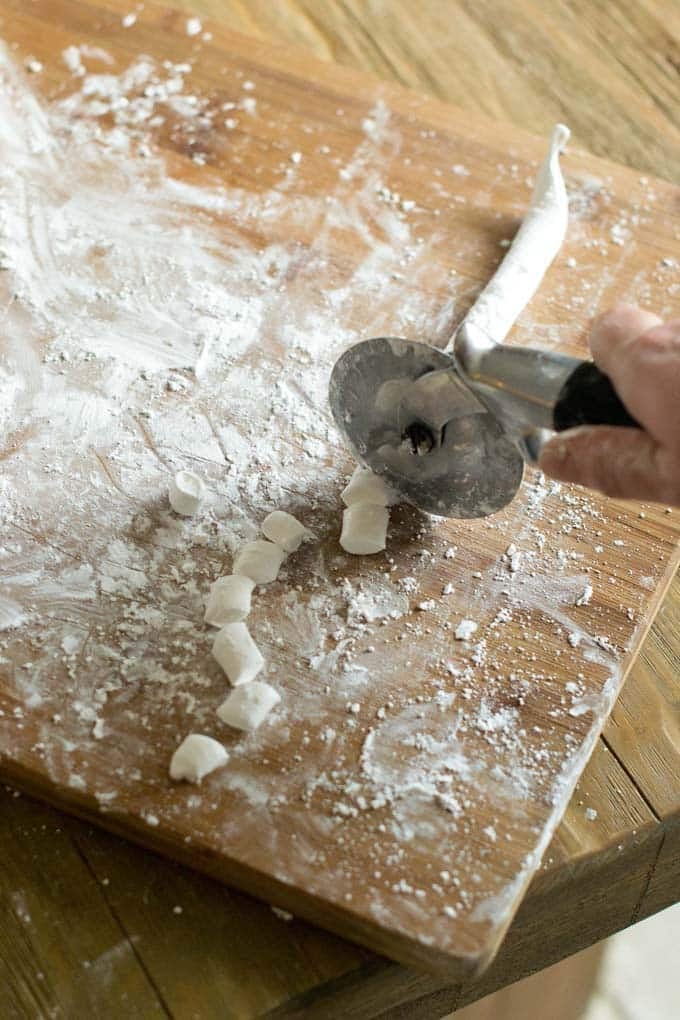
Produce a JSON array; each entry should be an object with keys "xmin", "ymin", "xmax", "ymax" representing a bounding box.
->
[{"xmin": 553, "ymin": 362, "xmax": 641, "ymax": 431}]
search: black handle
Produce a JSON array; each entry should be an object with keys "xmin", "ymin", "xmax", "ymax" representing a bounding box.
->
[{"xmin": 553, "ymin": 361, "xmax": 640, "ymax": 432}]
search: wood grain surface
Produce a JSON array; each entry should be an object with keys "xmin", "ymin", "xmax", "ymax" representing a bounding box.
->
[{"xmin": 1, "ymin": 1, "xmax": 678, "ymax": 1017}]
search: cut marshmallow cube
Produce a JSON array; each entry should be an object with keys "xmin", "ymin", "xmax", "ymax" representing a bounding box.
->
[
  {"xmin": 261, "ymin": 510, "xmax": 308, "ymax": 553},
  {"xmin": 168, "ymin": 470, "xmax": 205, "ymax": 516},
  {"xmin": 340, "ymin": 503, "xmax": 389, "ymax": 555},
  {"xmin": 217, "ymin": 681, "xmax": 281, "ymax": 731},
  {"xmin": 204, "ymin": 575, "xmax": 255, "ymax": 627},
  {"xmin": 212, "ymin": 622, "xmax": 264, "ymax": 685},
  {"xmin": 341, "ymin": 465, "xmax": 396, "ymax": 507},
  {"xmin": 169, "ymin": 734, "xmax": 229, "ymax": 783},
  {"xmin": 233, "ymin": 540, "xmax": 286, "ymax": 584}
]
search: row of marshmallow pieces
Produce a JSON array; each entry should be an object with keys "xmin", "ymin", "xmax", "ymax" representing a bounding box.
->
[
  {"xmin": 168, "ymin": 473, "xmax": 308, "ymax": 783},
  {"xmin": 169, "ymin": 468, "xmax": 481, "ymax": 783},
  {"xmin": 169, "ymin": 466, "xmax": 396, "ymax": 783}
]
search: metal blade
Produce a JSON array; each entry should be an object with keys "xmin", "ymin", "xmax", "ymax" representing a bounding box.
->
[{"xmin": 329, "ymin": 337, "xmax": 524, "ymax": 518}]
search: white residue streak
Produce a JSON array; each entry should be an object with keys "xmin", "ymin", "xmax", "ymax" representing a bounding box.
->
[{"xmin": 0, "ymin": 41, "xmax": 672, "ymax": 958}]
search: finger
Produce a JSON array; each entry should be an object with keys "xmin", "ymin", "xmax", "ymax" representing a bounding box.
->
[
  {"xmin": 539, "ymin": 425, "xmax": 680, "ymax": 505},
  {"xmin": 588, "ymin": 306, "xmax": 680, "ymax": 447},
  {"xmin": 589, "ymin": 303, "xmax": 662, "ymax": 368}
]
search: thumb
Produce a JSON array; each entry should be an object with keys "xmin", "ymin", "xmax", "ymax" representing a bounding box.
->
[{"xmin": 539, "ymin": 426, "xmax": 669, "ymax": 502}]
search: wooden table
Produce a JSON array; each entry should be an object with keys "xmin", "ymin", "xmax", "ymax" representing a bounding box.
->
[{"xmin": 1, "ymin": 3, "xmax": 678, "ymax": 1017}]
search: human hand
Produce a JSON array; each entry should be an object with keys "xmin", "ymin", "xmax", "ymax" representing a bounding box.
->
[{"xmin": 539, "ymin": 303, "xmax": 680, "ymax": 506}]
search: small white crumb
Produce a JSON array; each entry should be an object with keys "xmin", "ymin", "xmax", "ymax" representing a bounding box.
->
[
  {"xmin": 121, "ymin": 12, "xmax": 136, "ymax": 27},
  {"xmin": 575, "ymin": 585, "xmax": 593, "ymax": 607},
  {"xmin": 290, "ymin": 151, "xmax": 302, "ymax": 164},
  {"xmin": 25, "ymin": 58, "xmax": 43, "ymax": 73},
  {"xmin": 242, "ymin": 80, "xmax": 255, "ymax": 90},
  {"xmin": 416, "ymin": 599, "xmax": 436, "ymax": 612},
  {"xmin": 186, "ymin": 17, "xmax": 202, "ymax": 36},
  {"xmin": 271, "ymin": 905, "xmax": 293, "ymax": 921},
  {"xmin": 173, "ymin": 905, "xmax": 183, "ymax": 914},
  {"xmin": 62, "ymin": 45, "xmax": 84, "ymax": 76},
  {"xmin": 61, "ymin": 634, "xmax": 80, "ymax": 655},
  {"xmin": 442, "ymin": 583, "xmax": 455, "ymax": 595},
  {"xmin": 444, "ymin": 547, "xmax": 457, "ymax": 559},
  {"xmin": 568, "ymin": 632, "xmax": 581, "ymax": 648},
  {"xmin": 168, "ymin": 470, "xmax": 205, "ymax": 516},
  {"xmin": 455, "ymin": 619, "xmax": 478, "ymax": 641},
  {"xmin": 169, "ymin": 734, "xmax": 229, "ymax": 783},
  {"xmin": 585, "ymin": 807, "xmax": 598, "ymax": 821},
  {"xmin": 613, "ymin": 539, "xmax": 625, "ymax": 547}
]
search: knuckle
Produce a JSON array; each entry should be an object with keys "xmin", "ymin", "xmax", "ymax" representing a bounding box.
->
[{"xmin": 636, "ymin": 322, "xmax": 680, "ymax": 354}]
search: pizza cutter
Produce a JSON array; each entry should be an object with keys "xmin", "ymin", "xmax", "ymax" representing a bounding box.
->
[{"xmin": 328, "ymin": 322, "xmax": 639, "ymax": 518}]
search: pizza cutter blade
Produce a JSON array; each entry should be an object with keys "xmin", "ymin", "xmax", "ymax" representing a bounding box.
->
[
  {"xmin": 328, "ymin": 324, "xmax": 638, "ymax": 518},
  {"xmin": 328, "ymin": 334, "xmax": 524, "ymax": 518}
]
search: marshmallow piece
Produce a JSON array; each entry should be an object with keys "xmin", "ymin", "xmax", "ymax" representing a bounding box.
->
[
  {"xmin": 217, "ymin": 681, "xmax": 281, "ymax": 731},
  {"xmin": 212, "ymin": 622, "xmax": 264, "ymax": 685},
  {"xmin": 204, "ymin": 575, "xmax": 255, "ymax": 627},
  {"xmin": 262, "ymin": 510, "xmax": 308, "ymax": 553},
  {"xmin": 341, "ymin": 465, "xmax": 396, "ymax": 507},
  {"xmin": 169, "ymin": 734, "xmax": 229, "ymax": 783},
  {"xmin": 340, "ymin": 503, "xmax": 389, "ymax": 555},
  {"xmin": 233, "ymin": 540, "xmax": 285, "ymax": 584},
  {"xmin": 168, "ymin": 470, "xmax": 205, "ymax": 516}
]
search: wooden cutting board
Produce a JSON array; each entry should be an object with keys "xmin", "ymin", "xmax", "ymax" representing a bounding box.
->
[{"xmin": 0, "ymin": 0, "xmax": 678, "ymax": 979}]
